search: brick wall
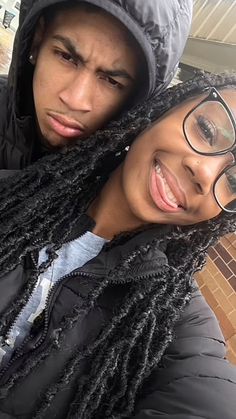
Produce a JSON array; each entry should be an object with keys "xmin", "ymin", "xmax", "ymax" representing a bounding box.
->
[{"xmin": 195, "ymin": 233, "xmax": 236, "ymax": 364}]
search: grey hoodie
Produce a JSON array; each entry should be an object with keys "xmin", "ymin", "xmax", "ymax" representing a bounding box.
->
[{"xmin": 0, "ymin": 0, "xmax": 193, "ymax": 169}]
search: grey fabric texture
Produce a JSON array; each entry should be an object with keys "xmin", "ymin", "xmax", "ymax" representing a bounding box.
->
[
  {"xmin": 84, "ymin": 0, "xmax": 193, "ymax": 97},
  {"xmin": 0, "ymin": 0, "xmax": 193, "ymax": 169},
  {"xmin": 8, "ymin": 0, "xmax": 193, "ymax": 113}
]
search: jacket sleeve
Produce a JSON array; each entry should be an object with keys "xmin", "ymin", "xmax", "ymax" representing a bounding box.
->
[
  {"xmin": 133, "ymin": 285, "xmax": 236, "ymax": 419},
  {"xmin": 0, "ymin": 76, "xmax": 12, "ymax": 170},
  {"xmin": 0, "ymin": 412, "xmax": 16, "ymax": 419},
  {"xmin": 0, "ymin": 76, "xmax": 31, "ymax": 170}
]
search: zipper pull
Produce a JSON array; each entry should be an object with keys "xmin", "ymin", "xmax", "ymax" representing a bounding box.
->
[
  {"xmin": 0, "ymin": 336, "xmax": 14, "ymax": 348},
  {"xmin": 31, "ymin": 310, "xmax": 45, "ymax": 335}
]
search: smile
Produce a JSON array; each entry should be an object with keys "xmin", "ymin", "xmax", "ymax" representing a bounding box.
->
[
  {"xmin": 150, "ymin": 160, "xmax": 186, "ymax": 213},
  {"xmin": 155, "ymin": 162, "xmax": 178, "ymax": 207}
]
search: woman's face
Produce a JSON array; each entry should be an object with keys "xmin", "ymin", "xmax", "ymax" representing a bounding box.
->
[{"xmin": 121, "ymin": 88, "xmax": 236, "ymax": 226}]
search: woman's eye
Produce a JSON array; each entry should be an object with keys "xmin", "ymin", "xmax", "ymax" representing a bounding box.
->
[
  {"xmin": 226, "ymin": 171, "xmax": 236, "ymax": 195},
  {"xmin": 196, "ymin": 115, "xmax": 216, "ymax": 146}
]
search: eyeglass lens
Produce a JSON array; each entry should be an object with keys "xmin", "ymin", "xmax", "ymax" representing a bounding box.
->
[
  {"xmin": 215, "ymin": 166, "xmax": 236, "ymax": 212},
  {"xmin": 184, "ymin": 101, "xmax": 235, "ymax": 154},
  {"xmin": 184, "ymin": 100, "xmax": 236, "ymax": 212}
]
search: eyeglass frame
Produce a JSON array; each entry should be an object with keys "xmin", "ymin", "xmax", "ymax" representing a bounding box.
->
[{"xmin": 182, "ymin": 87, "xmax": 236, "ymax": 213}]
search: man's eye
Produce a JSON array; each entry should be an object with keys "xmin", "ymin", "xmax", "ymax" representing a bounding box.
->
[
  {"xmin": 55, "ymin": 50, "xmax": 76, "ymax": 65},
  {"xmin": 196, "ymin": 115, "xmax": 216, "ymax": 146},
  {"xmin": 101, "ymin": 75, "xmax": 123, "ymax": 89},
  {"xmin": 108, "ymin": 77, "xmax": 119, "ymax": 86}
]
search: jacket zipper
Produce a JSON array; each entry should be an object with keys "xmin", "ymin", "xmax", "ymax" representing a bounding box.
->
[
  {"xmin": 29, "ymin": 270, "xmax": 94, "ymax": 352},
  {"xmin": 0, "ymin": 227, "xmax": 93, "ymax": 378},
  {"xmin": 1, "ymin": 249, "xmax": 39, "ymax": 349},
  {"xmin": 0, "ymin": 252, "xmax": 166, "ymax": 380},
  {"xmin": 1, "ymin": 225, "xmax": 93, "ymax": 348},
  {"xmin": 0, "ymin": 270, "xmax": 94, "ymax": 382}
]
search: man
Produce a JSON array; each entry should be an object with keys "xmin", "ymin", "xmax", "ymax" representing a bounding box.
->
[{"xmin": 0, "ymin": 0, "xmax": 193, "ymax": 169}]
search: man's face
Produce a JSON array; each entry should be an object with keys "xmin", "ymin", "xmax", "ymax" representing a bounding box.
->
[{"xmin": 32, "ymin": 6, "xmax": 143, "ymax": 148}]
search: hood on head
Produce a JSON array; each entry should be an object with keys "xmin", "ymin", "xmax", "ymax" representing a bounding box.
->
[
  {"xmin": 83, "ymin": 0, "xmax": 193, "ymax": 99},
  {"xmin": 8, "ymin": 0, "xmax": 193, "ymax": 118}
]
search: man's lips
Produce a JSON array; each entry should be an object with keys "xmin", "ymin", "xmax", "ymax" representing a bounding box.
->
[
  {"xmin": 47, "ymin": 112, "xmax": 85, "ymax": 138},
  {"xmin": 150, "ymin": 160, "xmax": 187, "ymax": 213}
]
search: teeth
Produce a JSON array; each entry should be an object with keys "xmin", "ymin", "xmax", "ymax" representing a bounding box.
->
[
  {"xmin": 155, "ymin": 165, "xmax": 161, "ymax": 174},
  {"xmin": 155, "ymin": 161, "xmax": 178, "ymax": 205}
]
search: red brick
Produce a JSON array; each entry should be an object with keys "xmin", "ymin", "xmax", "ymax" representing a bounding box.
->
[
  {"xmin": 213, "ymin": 288, "xmax": 234, "ymax": 314},
  {"xmin": 208, "ymin": 247, "xmax": 218, "ymax": 261},
  {"xmin": 214, "ymin": 243, "xmax": 232, "ymax": 264},
  {"xmin": 215, "ymin": 306, "xmax": 235, "ymax": 340},
  {"xmin": 195, "ymin": 273, "xmax": 204, "ymax": 289},
  {"xmin": 214, "ymin": 257, "xmax": 233, "ymax": 279},
  {"xmin": 227, "ymin": 246, "xmax": 236, "ymax": 260},
  {"xmin": 203, "ymin": 271, "xmax": 218, "ymax": 292},
  {"xmin": 228, "ymin": 260, "xmax": 236, "ymax": 275},
  {"xmin": 220, "ymin": 236, "xmax": 231, "ymax": 250},
  {"xmin": 228, "ymin": 293, "xmax": 236, "ymax": 308},
  {"xmin": 227, "ymin": 334, "xmax": 236, "ymax": 351},
  {"xmin": 227, "ymin": 233, "xmax": 236, "ymax": 246},
  {"xmin": 206, "ymin": 259, "xmax": 218, "ymax": 277},
  {"xmin": 201, "ymin": 285, "xmax": 219, "ymax": 310},
  {"xmin": 229, "ymin": 311, "xmax": 236, "ymax": 328},
  {"xmin": 214, "ymin": 272, "xmax": 233, "ymax": 297},
  {"xmin": 229, "ymin": 276, "xmax": 236, "ymax": 292},
  {"xmin": 226, "ymin": 348, "xmax": 236, "ymax": 365}
]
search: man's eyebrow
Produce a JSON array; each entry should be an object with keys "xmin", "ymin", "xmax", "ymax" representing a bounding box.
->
[
  {"xmin": 52, "ymin": 35, "xmax": 85, "ymax": 62},
  {"xmin": 102, "ymin": 69, "xmax": 134, "ymax": 82},
  {"xmin": 51, "ymin": 34, "xmax": 134, "ymax": 82}
]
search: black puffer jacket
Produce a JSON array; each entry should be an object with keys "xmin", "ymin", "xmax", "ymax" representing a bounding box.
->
[
  {"xmin": 0, "ymin": 0, "xmax": 193, "ymax": 169},
  {"xmin": 0, "ymin": 188, "xmax": 235, "ymax": 418}
]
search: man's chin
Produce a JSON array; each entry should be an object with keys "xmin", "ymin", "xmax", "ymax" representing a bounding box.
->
[
  {"xmin": 38, "ymin": 125, "xmax": 88, "ymax": 150},
  {"xmin": 40, "ymin": 134, "xmax": 75, "ymax": 150}
]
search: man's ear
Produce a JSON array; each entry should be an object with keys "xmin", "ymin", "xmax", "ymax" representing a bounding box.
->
[{"xmin": 30, "ymin": 17, "xmax": 46, "ymax": 64}]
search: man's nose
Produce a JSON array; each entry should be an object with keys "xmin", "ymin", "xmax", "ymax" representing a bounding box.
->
[
  {"xmin": 183, "ymin": 153, "xmax": 233, "ymax": 195},
  {"xmin": 59, "ymin": 70, "xmax": 94, "ymax": 112}
]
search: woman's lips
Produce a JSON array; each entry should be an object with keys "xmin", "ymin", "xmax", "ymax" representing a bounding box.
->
[
  {"xmin": 150, "ymin": 160, "xmax": 186, "ymax": 213},
  {"xmin": 47, "ymin": 113, "xmax": 85, "ymax": 138}
]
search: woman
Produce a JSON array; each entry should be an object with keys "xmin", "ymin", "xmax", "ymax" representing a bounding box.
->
[{"xmin": 0, "ymin": 72, "xmax": 236, "ymax": 418}]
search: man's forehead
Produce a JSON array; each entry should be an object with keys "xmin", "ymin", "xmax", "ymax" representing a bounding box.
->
[
  {"xmin": 47, "ymin": 4, "xmax": 119, "ymax": 30},
  {"xmin": 50, "ymin": 33, "xmax": 135, "ymax": 80},
  {"xmin": 45, "ymin": 3, "xmax": 140, "ymax": 50},
  {"xmin": 45, "ymin": 2, "xmax": 105, "ymax": 24}
]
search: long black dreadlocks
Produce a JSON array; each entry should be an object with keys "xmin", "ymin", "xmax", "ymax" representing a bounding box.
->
[{"xmin": 0, "ymin": 71, "xmax": 236, "ymax": 418}]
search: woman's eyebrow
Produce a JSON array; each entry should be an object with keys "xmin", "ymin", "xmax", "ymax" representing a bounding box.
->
[{"xmin": 51, "ymin": 34, "xmax": 134, "ymax": 82}]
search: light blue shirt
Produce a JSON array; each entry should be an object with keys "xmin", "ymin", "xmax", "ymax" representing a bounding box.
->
[{"xmin": 0, "ymin": 231, "xmax": 107, "ymax": 365}]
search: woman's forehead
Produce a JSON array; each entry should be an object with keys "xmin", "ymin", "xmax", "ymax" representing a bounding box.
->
[
  {"xmin": 140, "ymin": 87, "xmax": 236, "ymax": 139},
  {"xmin": 162, "ymin": 87, "xmax": 236, "ymax": 121},
  {"xmin": 219, "ymin": 88, "xmax": 236, "ymax": 118}
]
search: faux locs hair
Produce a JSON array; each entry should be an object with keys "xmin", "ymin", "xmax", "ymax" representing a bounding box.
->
[{"xmin": 0, "ymin": 72, "xmax": 236, "ymax": 418}]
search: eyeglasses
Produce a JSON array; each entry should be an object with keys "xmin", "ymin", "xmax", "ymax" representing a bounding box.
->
[{"xmin": 183, "ymin": 87, "xmax": 236, "ymax": 213}]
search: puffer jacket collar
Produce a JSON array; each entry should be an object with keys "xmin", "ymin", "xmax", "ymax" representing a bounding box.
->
[{"xmin": 78, "ymin": 224, "xmax": 169, "ymax": 280}]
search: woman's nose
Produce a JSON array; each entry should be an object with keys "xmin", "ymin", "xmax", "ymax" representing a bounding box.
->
[{"xmin": 183, "ymin": 153, "xmax": 233, "ymax": 195}]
